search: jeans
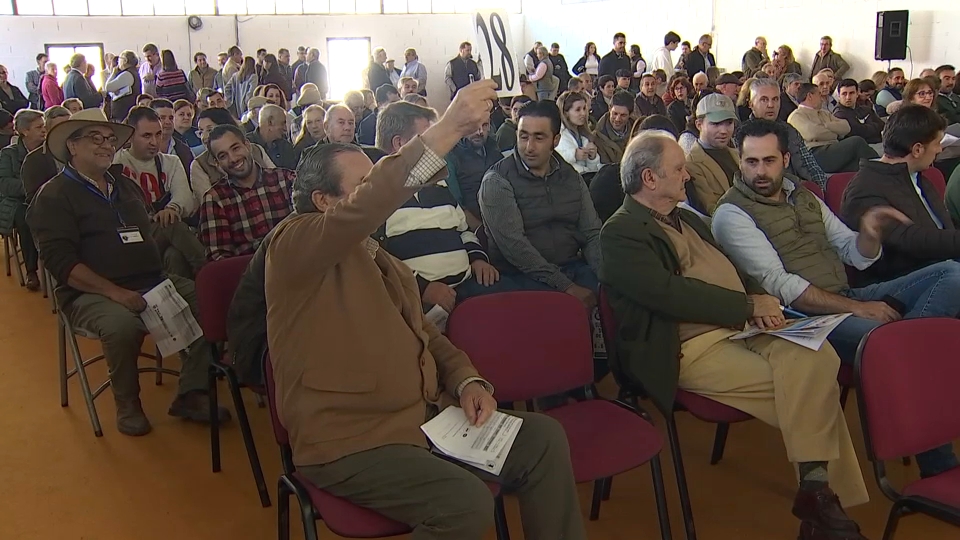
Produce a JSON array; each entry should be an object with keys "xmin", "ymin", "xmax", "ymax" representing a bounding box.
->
[
  {"xmin": 504, "ymin": 260, "xmax": 600, "ymax": 295},
  {"xmin": 810, "ymin": 136, "xmax": 878, "ymax": 173},
  {"xmin": 830, "ymin": 260, "xmax": 960, "ymax": 477},
  {"xmin": 454, "ymin": 273, "xmax": 524, "ymax": 303}
]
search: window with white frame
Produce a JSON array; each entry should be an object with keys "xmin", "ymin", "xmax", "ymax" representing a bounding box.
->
[{"xmin": 11, "ymin": 0, "xmax": 519, "ymax": 14}]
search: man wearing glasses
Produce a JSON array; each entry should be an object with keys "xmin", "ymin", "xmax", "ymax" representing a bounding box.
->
[{"xmin": 27, "ymin": 108, "xmax": 231, "ymax": 437}]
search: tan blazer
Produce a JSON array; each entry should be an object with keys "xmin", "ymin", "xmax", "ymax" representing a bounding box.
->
[
  {"xmin": 787, "ymin": 105, "xmax": 851, "ymax": 148},
  {"xmin": 265, "ymin": 138, "xmax": 480, "ymax": 467},
  {"xmin": 685, "ymin": 143, "xmax": 740, "ymax": 215}
]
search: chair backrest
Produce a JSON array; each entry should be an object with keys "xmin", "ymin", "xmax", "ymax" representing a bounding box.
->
[
  {"xmin": 923, "ymin": 167, "xmax": 946, "ymax": 197},
  {"xmin": 856, "ymin": 318, "xmax": 960, "ymax": 461},
  {"xmin": 195, "ymin": 254, "xmax": 254, "ymax": 343},
  {"xmin": 824, "ymin": 172, "xmax": 856, "ymax": 213},
  {"xmin": 801, "ymin": 180, "xmax": 824, "ymax": 200},
  {"xmin": 446, "ymin": 291, "xmax": 593, "ymax": 402}
]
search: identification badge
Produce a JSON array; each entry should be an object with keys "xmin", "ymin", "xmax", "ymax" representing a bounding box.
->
[{"xmin": 118, "ymin": 226, "xmax": 144, "ymax": 244}]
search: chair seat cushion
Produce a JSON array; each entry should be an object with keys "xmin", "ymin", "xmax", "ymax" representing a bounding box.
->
[
  {"xmin": 902, "ymin": 465, "xmax": 960, "ymax": 509},
  {"xmin": 292, "ymin": 473, "xmax": 502, "ymax": 538},
  {"xmin": 545, "ymin": 399, "xmax": 662, "ymax": 482},
  {"xmin": 675, "ymin": 390, "xmax": 753, "ymax": 423}
]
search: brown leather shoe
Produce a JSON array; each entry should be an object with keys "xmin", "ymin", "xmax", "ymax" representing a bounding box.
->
[
  {"xmin": 168, "ymin": 390, "xmax": 232, "ymax": 424},
  {"xmin": 116, "ymin": 399, "xmax": 152, "ymax": 436},
  {"xmin": 25, "ymin": 272, "xmax": 40, "ymax": 292},
  {"xmin": 793, "ymin": 487, "xmax": 868, "ymax": 539}
]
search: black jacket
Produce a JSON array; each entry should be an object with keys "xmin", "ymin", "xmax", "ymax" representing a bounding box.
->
[
  {"xmin": 779, "ymin": 92, "xmax": 798, "ymax": 122},
  {"xmin": 357, "ymin": 109, "xmax": 378, "ymax": 146},
  {"xmin": 0, "ymin": 83, "xmax": 29, "ymax": 113},
  {"xmin": 598, "ymin": 50, "xmax": 631, "ymax": 79},
  {"xmin": 833, "ymin": 104, "xmax": 884, "ymax": 144},
  {"xmin": 247, "ymin": 129, "xmax": 301, "ymax": 171},
  {"xmin": 572, "ymin": 54, "xmax": 600, "ymax": 75},
  {"xmin": 366, "ymin": 62, "xmax": 392, "ymax": 92},
  {"xmin": 549, "ymin": 54, "xmax": 571, "ymax": 92},
  {"xmin": 841, "ymin": 160, "xmax": 958, "ymax": 286},
  {"xmin": 591, "ymin": 93, "xmax": 610, "ymax": 124},
  {"xmin": 685, "ymin": 49, "xmax": 717, "ymax": 79}
]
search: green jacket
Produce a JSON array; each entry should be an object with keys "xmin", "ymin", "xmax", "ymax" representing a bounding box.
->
[
  {"xmin": 599, "ymin": 196, "xmax": 761, "ymax": 413},
  {"xmin": 0, "ymin": 141, "xmax": 28, "ymax": 235}
]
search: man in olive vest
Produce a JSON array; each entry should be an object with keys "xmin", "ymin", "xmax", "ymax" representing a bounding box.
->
[{"xmin": 713, "ymin": 119, "xmax": 960, "ymax": 481}]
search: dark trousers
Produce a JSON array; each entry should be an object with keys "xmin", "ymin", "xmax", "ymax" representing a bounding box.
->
[
  {"xmin": 14, "ymin": 203, "xmax": 38, "ymax": 274},
  {"xmin": 298, "ymin": 411, "xmax": 586, "ymax": 540},
  {"xmin": 810, "ymin": 136, "xmax": 878, "ymax": 173}
]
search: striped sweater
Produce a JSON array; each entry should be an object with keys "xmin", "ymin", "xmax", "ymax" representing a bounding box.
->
[{"xmin": 384, "ymin": 183, "xmax": 486, "ymax": 293}]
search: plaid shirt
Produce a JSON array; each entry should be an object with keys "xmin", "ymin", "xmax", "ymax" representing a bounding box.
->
[{"xmin": 199, "ymin": 167, "xmax": 295, "ymax": 261}]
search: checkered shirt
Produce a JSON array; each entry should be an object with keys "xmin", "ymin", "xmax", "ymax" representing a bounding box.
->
[{"xmin": 199, "ymin": 167, "xmax": 296, "ymax": 261}]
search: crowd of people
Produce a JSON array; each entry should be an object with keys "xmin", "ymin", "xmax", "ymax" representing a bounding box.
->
[{"xmin": 1, "ymin": 27, "xmax": 959, "ymax": 540}]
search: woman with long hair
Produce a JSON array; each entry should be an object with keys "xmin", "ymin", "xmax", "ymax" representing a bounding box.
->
[
  {"xmin": 226, "ymin": 56, "xmax": 258, "ymax": 118},
  {"xmin": 293, "ymin": 105, "xmax": 326, "ymax": 154},
  {"xmin": 736, "ymin": 77, "xmax": 756, "ymax": 120},
  {"xmin": 40, "ymin": 61, "xmax": 64, "ymax": 109},
  {"xmin": 173, "ymin": 99, "xmax": 204, "ymax": 156},
  {"xmin": 555, "ymin": 91, "xmax": 600, "ymax": 175},
  {"xmin": 155, "ymin": 49, "xmax": 191, "ymax": 102},
  {"xmin": 260, "ymin": 53, "xmax": 292, "ymax": 100},
  {"xmin": 104, "ymin": 50, "xmax": 142, "ymax": 121},
  {"xmin": 772, "ymin": 45, "xmax": 802, "ymax": 77},
  {"xmin": 666, "ymin": 77, "xmax": 694, "ymax": 133},
  {"xmin": 903, "ymin": 78, "xmax": 937, "ymax": 110},
  {"xmin": 572, "ymin": 42, "xmax": 601, "ymax": 77}
]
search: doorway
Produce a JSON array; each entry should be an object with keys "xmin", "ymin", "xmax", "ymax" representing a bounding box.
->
[
  {"xmin": 326, "ymin": 37, "xmax": 371, "ymax": 102},
  {"xmin": 45, "ymin": 43, "xmax": 105, "ymax": 90}
]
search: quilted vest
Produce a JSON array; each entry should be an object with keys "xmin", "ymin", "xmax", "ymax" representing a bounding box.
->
[{"xmin": 718, "ymin": 176, "xmax": 848, "ymax": 293}]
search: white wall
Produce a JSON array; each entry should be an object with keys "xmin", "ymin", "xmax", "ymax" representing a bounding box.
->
[
  {"xmin": 0, "ymin": 13, "xmax": 525, "ymax": 110},
  {"xmin": 522, "ymin": 0, "xmax": 960, "ymax": 81}
]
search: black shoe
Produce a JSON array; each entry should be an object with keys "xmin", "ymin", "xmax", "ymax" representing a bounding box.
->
[{"xmin": 168, "ymin": 391, "xmax": 232, "ymax": 424}]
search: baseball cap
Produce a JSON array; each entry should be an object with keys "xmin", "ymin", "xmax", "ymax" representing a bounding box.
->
[
  {"xmin": 696, "ymin": 94, "xmax": 738, "ymax": 123},
  {"xmin": 716, "ymin": 73, "xmax": 740, "ymax": 86}
]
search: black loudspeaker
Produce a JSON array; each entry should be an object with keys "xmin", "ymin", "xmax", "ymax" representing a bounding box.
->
[{"xmin": 875, "ymin": 10, "xmax": 909, "ymax": 61}]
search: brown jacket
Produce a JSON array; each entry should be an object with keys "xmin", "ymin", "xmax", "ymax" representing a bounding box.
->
[
  {"xmin": 592, "ymin": 113, "xmax": 628, "ymax": 164},
  {"xmin": 265, "ymin": 138, "xmax": 481, "ymax": 467},
  {"xmin": 684, "ymin": 142, "xmax": 740, "ymax": 215},
  {"xmin": 787, "ymin": 105, "xmax": 850, "ymax": 148}
]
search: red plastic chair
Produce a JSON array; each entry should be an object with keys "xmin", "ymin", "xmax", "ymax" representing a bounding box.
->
[
  {"xmin": 195, "ymin": 254, "xmax": 270, "ymax": 507},
  {"xmin": 856, "ymin": 318, "xmax": 960, "ymax": 539},
  {"xmin": 599, "ymin": 287, "xmax": 748, "ymax": 539},
  {"xmin": 824, "ymin": 172, "xmax": 857, "ymax": 214},
  {"xmin": 262, "ymin": 354, "xmax": 510, "ymax": 540},
  {"xmin": 447, "ymin": 291, "xmax": 672, "ymax": 537},
  {"xmin": 924, "ymin": 167, "xmax": 947, "ymax": 197},
  {"xmin": 801, "ymin": 180, "xmax": 825, "ymax": 200}
]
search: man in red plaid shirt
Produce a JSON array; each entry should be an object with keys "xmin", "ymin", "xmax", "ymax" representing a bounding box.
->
[{"xmin": 199, "ymin": 124, "xmax": 295, "ymax": 261}]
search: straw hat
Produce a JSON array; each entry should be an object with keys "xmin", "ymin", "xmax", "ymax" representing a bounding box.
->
[
  {"xmin": 45, "ymin": 108, "xmax": 134, "ymax": 164},
  {"xmin": 247, "ymin": 95, "xmax": 269, "ymax": 111},
  {"xmin": 297, "ymin": 84, "xmax": 323, "ymax": 107}
]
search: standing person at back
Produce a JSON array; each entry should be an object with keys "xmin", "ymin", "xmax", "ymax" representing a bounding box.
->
[
  {"xmin": 445, "ymin": 42, "xmax": 482, "ymax": 99},
  {"xmin": 222, "ymin": 46, "xmax": 243, "ymax": 86},
  {"xmin": 650, "ymin": 32, "xmax": 681, "ymax": 75},
  {"xmin": 811, "ymin": 37, "xmax": 850, "ymax": 80},
  {"xmin": 25, "ymin": 53, "xmax": 47, "ymax": 110},
  {"xmin": 295, "ymin": 48, "xmax": 328, "ymax": 100},
  {"xmin": 155, "ymin": 50, "xmax": 191, "ymax": 103},
  {"xmin": 139, "ymin": 43, "xmax": 163, "ymax": 97},
  {"xmin": 63, "ymin": 54, "xmax": 102, "ymax": 110},
  {"xmin": 104, "ymin": 51, "xmax": 142, "ymax": 123},
  {"xmin": 189, "ymin": 52, "xmax": 217, "ymax": 96},
  {"xmin": 598, "ymin": 33, "xmax": 630, "ymax": 79},
  {"xmin": 685, "ymin": 35, "xmax": 717, "ymax": 79}
]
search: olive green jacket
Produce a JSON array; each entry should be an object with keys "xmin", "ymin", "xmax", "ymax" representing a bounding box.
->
[{"xmin": 599, "ymin": 196, "xmax": 762, "ymax": 412}]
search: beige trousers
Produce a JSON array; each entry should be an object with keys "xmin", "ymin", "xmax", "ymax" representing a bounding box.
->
[{"xmin": 678, "ymin": 328, "xmax": 869, "ymax": 507}]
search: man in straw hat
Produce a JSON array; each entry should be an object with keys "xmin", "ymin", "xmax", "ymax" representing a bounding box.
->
[{"xmin": 27, "ymin": 108, "xmax": 231, "ymax": 436}]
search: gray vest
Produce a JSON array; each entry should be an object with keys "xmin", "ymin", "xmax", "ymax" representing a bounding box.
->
[{"xmin": 486, "ymin": 152, "xmax": 586, "ymax": 272}]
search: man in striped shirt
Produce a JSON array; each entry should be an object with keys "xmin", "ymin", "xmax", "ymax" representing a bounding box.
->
[{"xmin": 377, "ymin": 101, "xmax": 519, "ymax": 312}]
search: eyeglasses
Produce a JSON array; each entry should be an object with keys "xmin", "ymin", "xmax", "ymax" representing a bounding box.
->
[
  {"xmin": 75, "ymin": 133, "xmax": 119, "ymax": 147},
  {"xmin": 916, "ymin": 90, "xmax": 935, "ymax": 98}
]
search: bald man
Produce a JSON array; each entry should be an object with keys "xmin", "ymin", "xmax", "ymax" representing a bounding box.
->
[{"xmin": 247, "ymin": 104, "xmax": 300, "ymax": 170}]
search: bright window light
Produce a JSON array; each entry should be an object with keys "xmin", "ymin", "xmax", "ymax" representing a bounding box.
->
[
  {"xmin": 87, "ymin": 0, "xmax": 122, "ymax": 15},
  {"xmin": 153, "ymin": 0, "xmax": 185, "ymax": 15},
  {"xmin": 302, "ymin": 0, "xmax": 328, "ymax": 12},
  {"xmin": 47, "ymin": 44, "xmax": 105, "ymax": 91},
  {"xmin": 328, "ymin": 0, "xmax": 353, "ymax": 13},
  {"xmin": 355, "ymin": 0, "xmax": 379, "ymax": 13},
  {"xmin": 275, "ymin": 0, "xmax": 302, "ymax": 14},
  {"xmin": 16, "ymin": 0, "xmax": 53, "ymax": 15},
  {"xmin": 52, "ymin": 0, "xmax": 87, "ymax": 15},
  {"xmin": 120, "ymin": 0, "xmax": 153, "ymax": 14},
  {"xmin": 247, "ymin": 0, "xmax": 275, "ymax": 14},
  {"xmin": 327, "ymin": 37, "xmax": 370, "ymax": 101},
  {"xmin": 382, "ymin": 0, "xmax": 405, "ymax": 12},
  {"xmin": 217, "ymin": 0, "xmax": 246, "ymax": 14}
]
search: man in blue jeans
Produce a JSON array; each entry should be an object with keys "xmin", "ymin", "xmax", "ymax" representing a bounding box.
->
[
  {"xmin": 713, "ymin": 119, "xmax": 960, "ymax": 478},
  {"xmin": 479, "ymin": 100, "xmax": 602, "ymax": 307}
]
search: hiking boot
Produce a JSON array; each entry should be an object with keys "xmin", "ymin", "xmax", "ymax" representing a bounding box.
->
[
  {"xmin": 25, "ymin": 272, "xmax": 40, "ymax": 292},
  {"xmin": 168, "ymin": 390, "xmax": 232, "ymax": 424},
  {"xmin": 116, "ymin": 399, "xmax": 152, "ymax": 436}
]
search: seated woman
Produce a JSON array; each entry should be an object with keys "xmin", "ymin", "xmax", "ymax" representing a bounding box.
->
[
  {"xmin": 293, "ymin": 105, "xmax": 325, "ymax": 155},
  {"xmin": 666, "ymin": 76, "xmax": 693, "ymax": 134},
  {"xmin": 173, "ymin": 100, "xmax": 204, "ymax": 157},
  {"xmin": 555, "ymin": 91, "xmax": 601, "ymax": 179}
]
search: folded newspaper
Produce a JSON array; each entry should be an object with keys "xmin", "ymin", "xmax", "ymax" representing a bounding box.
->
[
  {"xmin": 730, "ymin": 313, "xmax": 851, "ymax": 351},
  {"xmin": 139, "ymin": 279, "xmax": 204, "ymax": 357},
  {"xmin": 420, "ymin": 406, "xmax": 523, "ymax": 476}
]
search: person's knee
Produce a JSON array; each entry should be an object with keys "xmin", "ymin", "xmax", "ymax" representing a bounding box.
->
[
  {"xmin": 97, "ymin": 311, "xmax": 145, "ymax": 346},
  {"xmin": 523, "ymin": 413, "xmax": 572, "ymax": 460},
  {"xmin": 424, "ymin": 476, "xmax": 495, "ymax": 536}
]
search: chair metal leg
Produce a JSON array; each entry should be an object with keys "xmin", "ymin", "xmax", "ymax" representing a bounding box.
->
[
  {"xmin": 48, "ymin": 270, "xmax": 57, "ymax": 314},
  {"xmin": 209, "ymin": 364, "xmax": 221, "ymax": 473},
  {"xmin": 39, "ymin": 261, "xmax": 48, "ymax": 298},
  {"xmin": 300, "ymin": 499, "xmax": 320, "ymax": 540},
  {"xmin": 4, "ymin": 236, "xmax": 11, "ymax": 277},
  {"xmin": 65, "ymin": 315, "xmax": 103, "ymax": 437},
  {"xmin": 667, "ymin": 416, "xmax": 697, "ymax": 540},
  {"xmin": 493, "ymin": 494, "xmax": 511, "ymax": 540},
  {"xmin": 155, "ymin": 347, "xmax": 164, "ymax": 385},
  {"xmin": 224, "ymin": 366, "xmax": 271, "ymax": 507},
  {"xmin": 58, "ymin": 318, "xmax": 68, "ymax": 407},
  {"xmin": 650, "ymin": 455, "xmax": 674, "ymax": 540},
  {"xmin": 602, "ymin": 476, "xmax": 612, "ymax": 500},
  {"xmin": 277, "ymin": 478, "xmax": 291, "ymax": 540},
  {"xmin": 11, "ymin": 236, "xmax": 24, "ymax": 287},
  {"xmin": 710, "ymin": 423, "xmax": 729, "ymax": 465},
  {"xmin": 881, "ymin": 500, "xmax": 906, "ymax": 540},
  {"xmin": 589, "ymin": 478, "xmax": 606, "ymax": 520}
]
